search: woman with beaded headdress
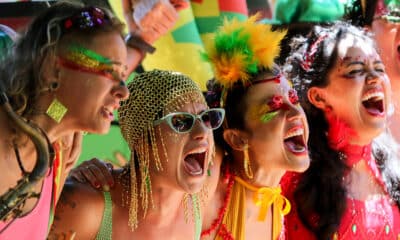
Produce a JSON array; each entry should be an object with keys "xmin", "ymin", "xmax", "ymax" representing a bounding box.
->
[
  {"xmin": 49, "ymin": 69, "xmax": 223, "ymax": 239},
  {"xmin": 199, "ymin": 15, "xmax": 310, "ymax": 240},
  {"xmin": 281, "ymin": 21, "xmax": 400, "ymax": 239}
]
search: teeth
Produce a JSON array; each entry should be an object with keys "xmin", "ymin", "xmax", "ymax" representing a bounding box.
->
[
  {"xmin": 284, "ymin": 128, "xmax": 304, "ymax": 139},
  {"xmin": 362, "ymin": 91, "xmax": 384, "ymax": 101},
  {"xmin": 188, "ymin": 149, "xmax": 207, "ymax": 155},
  {"xmin": 103, "ymin": 107, "xmax": 110, "ymax": 113}
]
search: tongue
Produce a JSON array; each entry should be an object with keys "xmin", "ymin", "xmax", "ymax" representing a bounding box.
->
[
  {"xmin": 363, "ymin": 99, "xmax": 383, "ymax": 116},
  {"xmin": 365, "ymin": 107, "xmax": 382, "ymax": 115},
  {"xmin": 184, "ymin": 157, "xmax": 203, "ymax": 176},
  {"xmin": 284, "ymin": 140, "xmax": 306, "ymax": 153}
]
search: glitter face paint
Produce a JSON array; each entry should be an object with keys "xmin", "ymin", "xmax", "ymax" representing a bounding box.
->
[
  {"xmin": 250, "ymin": 89, "xmax": 299, "ymax": 123},
  {"xmin": 337, "ymin": 56, "xmax": 385, "ymax": 79},
  {"xmin": 58, "ymin": 43, "xmax": 126, "ymax": 82}
]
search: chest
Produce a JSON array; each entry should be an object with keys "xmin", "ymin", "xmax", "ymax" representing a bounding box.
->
[
  {"xmin": 111, "ymin": 205, "xmax": 196, "ymax": 240},
  {"xmin": 335, "ymin": 197, "xmax": 400, "ymax": 239}
]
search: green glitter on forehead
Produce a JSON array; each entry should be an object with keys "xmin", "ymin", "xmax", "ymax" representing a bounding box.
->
[{"xmin": 68, "ymin": 43, "xmax": 113, "ymax": 65}]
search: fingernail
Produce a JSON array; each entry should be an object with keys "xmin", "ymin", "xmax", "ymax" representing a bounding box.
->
[
  {"xmin": 102, "ymin": 185, "xmax": 110, "ymax": 192},
  {"xmin": 94, "ymin": 182, "xmax": 100, "ymax": 188}
]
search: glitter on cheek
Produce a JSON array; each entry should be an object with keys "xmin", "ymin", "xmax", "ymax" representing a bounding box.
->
[
  {"xmin": 260, "ymin": 111, "xmax": 279, "ymax": 123},
  {"xmin": 249, "ymin": 104, "xmax": 278, "ymax": 123}
]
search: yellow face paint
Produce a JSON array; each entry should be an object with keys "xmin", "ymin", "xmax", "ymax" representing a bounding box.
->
[
  {"xmin": 249, "ymin": 95, "xmax": 284, "ymax": 123},
  {"xmin": 58, "ymin": 43, "xmax": 126, "ymax": 82}
]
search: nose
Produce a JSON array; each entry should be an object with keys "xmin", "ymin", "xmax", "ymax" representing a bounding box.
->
[
  {"xmin": 112, "ymin": 81, "xmax": 129, "ymax": 100},
  {"xmin": 190, "ymin": 118, "xmax": 209, "ymax": 140},
  {"xmin": 365, "ymin": 71, "xmax": 382, "ymax": 85},
  {"xmin": 286, "ymin": 102, "xmax": 304, "ymax": 122}
]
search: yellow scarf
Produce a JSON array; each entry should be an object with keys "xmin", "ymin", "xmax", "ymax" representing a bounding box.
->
[{"xmin": 218, "ymin": 176, "xmax": 291, "ymax": 240}]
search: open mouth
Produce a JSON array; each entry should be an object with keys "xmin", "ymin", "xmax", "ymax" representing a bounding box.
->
[
  {"xmin": 183, "ymin": 151, "xmax": 206, "ymax": 176},
  {"xmin": 361, "ymin": 91, "xmax": 385, "ymax": 117},
  {"xmin": 283, "ymin": 127, "xmax": 307, "ymax": 155},
  {"xmin": 102, "ymin": 107, "xmax": 114, "ymax": 121}
]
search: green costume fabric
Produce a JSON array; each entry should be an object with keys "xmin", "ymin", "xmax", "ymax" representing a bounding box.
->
[
  {"xmin": 95, "ymin": 191, "xmax": 113, "ymax": 240},
  {"xmin": 274, "ymin": 0, "xmax": 345, "ymax": 24}
]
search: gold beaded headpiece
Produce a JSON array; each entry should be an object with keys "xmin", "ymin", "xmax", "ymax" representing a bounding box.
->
[{"xmin": 118, "ymin": 69, "xmax": 205, "ymax": 230}]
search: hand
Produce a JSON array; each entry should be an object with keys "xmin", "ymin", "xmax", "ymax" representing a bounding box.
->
[
  {"xmin": 134, "ymin": 0, "xmax": 179, "ymax": 44},
  {"xmin": 69, "ymin": 158, "xmax": 114, "ymax": 191}
]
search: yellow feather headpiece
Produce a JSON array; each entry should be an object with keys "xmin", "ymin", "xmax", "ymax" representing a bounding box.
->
[{"xmin": 203, "ymin": 14, "xmax": 286, "ymax": 88}]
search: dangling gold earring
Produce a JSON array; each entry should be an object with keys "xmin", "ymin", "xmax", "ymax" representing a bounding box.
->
[
  {"xmin": 46, "ymin": 81, "xmax": 67, "ymax": 123},
  {"xmin": 207, "ymin": 161, "xmax": 212, "ymax": 176},
  {"xmin": 243, "ymin": 143, "xmax": 253, "ymax": 179},
  {"xmin": 208, "ymin": 143, "xmax": 216, "ymax": 176}
]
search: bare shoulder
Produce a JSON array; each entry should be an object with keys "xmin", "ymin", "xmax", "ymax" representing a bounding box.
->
[{"xmin": 48, "ymin": 179, "xmax": 105, "ymax": 240}]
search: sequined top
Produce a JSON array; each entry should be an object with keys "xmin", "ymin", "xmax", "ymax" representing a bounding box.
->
[{"xmin": 281, "ymin": 172, "xmax": 400, "ymax": 240}]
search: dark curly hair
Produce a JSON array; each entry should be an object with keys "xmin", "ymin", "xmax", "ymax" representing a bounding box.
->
[{"xmin": 284, "ymin": 21, "xmax": 400, "ymax": 239}]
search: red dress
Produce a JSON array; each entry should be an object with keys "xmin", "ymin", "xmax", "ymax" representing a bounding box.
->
[{"xmin": 281, "ymin": 169, "xmax": 400, "ymax": 240}]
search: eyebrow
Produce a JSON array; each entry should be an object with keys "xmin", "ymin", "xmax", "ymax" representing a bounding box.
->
[
  {"xmin": 345, "ymin": 61, "xmax": 365, "ymax": 67},
  {"xmin": 68, "ymin": 44, "xmax": 114, "ymax": 64}
]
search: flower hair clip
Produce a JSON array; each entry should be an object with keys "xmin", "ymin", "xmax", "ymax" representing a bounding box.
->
[{"xmin": 63, "ymin": 7, "xmax": 109, "ymax": 31}]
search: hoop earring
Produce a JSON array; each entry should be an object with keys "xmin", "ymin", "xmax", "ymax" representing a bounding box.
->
[
  {"xmin": 243, "ymin": 143, "xmax": 253, "ymax": 179},
  {"xmin": 45, "ymin": 81, "xmax": 67, "ymax": 123}
]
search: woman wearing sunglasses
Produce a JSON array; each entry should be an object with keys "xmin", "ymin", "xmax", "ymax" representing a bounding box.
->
[
  {"xmin": 199, "ymin": 15, "xmax": 310, "ymax": 240},
  {"xmin": 49, "ymin": 69, "xmax": 223, "ymax": 239},
  {"xmin": 68, "ymin": 15, "xmax": 311, "ymax": 240}
]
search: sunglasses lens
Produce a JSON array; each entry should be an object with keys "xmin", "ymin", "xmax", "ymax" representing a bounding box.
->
[
  {"xmin": 170, "ymin": 114, "xmax": 194, "ymax": 132},
  {"xmin": 202, "ymin": 109, "xmax": 224, "ymax": 129}
]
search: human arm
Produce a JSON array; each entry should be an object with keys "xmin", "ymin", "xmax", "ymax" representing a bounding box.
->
[
  {"xmin": 122, "ymin": 0, "xmax": 180, "ymax": 72},
  {"xmin": 48, "ymin": 180, "xmax": 105, "ymax": 240}
]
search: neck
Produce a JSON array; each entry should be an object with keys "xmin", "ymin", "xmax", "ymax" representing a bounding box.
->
[
  {"xmin": 233, "ymin": 153, "xmax": 285, "ymax": 187},
  {"xmin": 248, "ymin": 167, "xmax": 285, "ymax": 187},
  {"xmin": 29, "ymin": 113, "xmax": 68, "ymax": 142},
  {"xmin": 144, "ymin": 178, "xmax": 187, "ymax": 225}
]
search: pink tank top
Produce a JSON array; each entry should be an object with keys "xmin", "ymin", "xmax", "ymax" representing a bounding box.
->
[{"xmin": 0, "ymin": 169, "xmax": 54, "ymax": 240}]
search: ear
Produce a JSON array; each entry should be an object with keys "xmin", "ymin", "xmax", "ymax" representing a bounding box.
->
[
  {"xmin": 41, "ymin": 52, "xmax": 61, "ymax": 84},
  {"xmin": 307, "ymin": 86, "xmax": 328, "ymax": 111},
  {"xmin": 223, "ymin": 129, "xmax": 248, "ymax": 151}
]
